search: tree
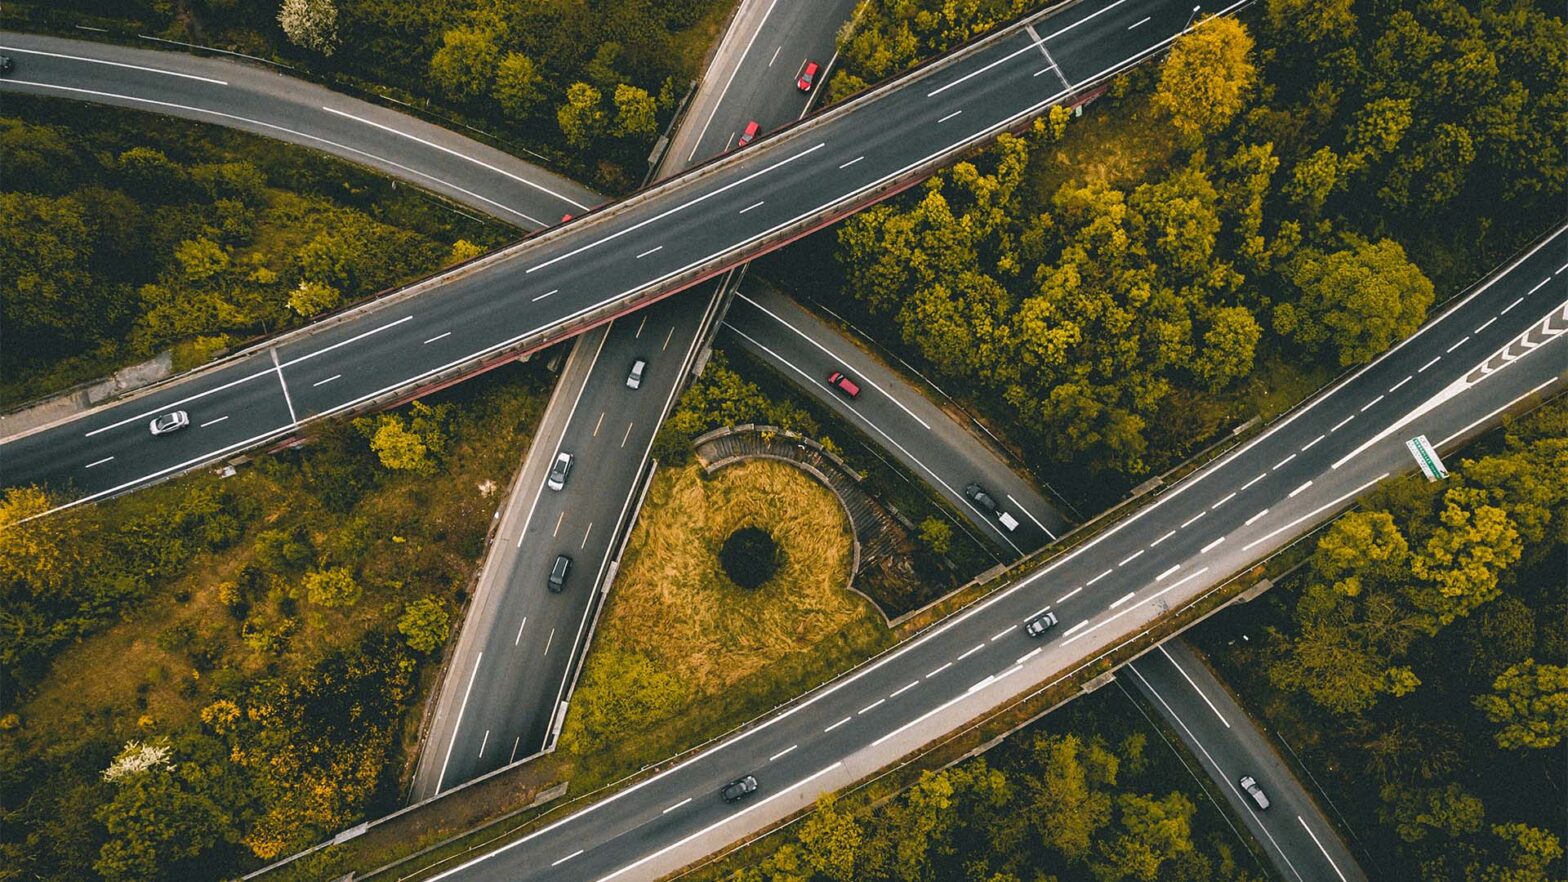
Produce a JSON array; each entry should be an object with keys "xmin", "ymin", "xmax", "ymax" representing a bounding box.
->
[
  {"xmin": 1379, "ymin": 782, "xmax": 1484, "ymax": 843},
  {"xmin": 1473, "ymin": 823, "xmax": 1564, "ymax": 882},
  {"xmin": 368, "ymin": 418, "xmax": 431, "ymax": 473},
  {"xmin": 398, "ymin": 596, "xmax": 451, "ymax": 653},
  {"xmin": 557, "ymin": 82, "xmax": 606, "ymax": 148},
  {"xmin": 278, "ymin": 0, "xmax": 338, "ymax": 56},
  {"xmin": 1407, "ymin": 487, "xmax": 1521, "ymax": 628},
  {"xmin": 287, "ymin": 279, "xmax": 340, "ymax": 317},
  {"xmin": 796, "ymin": 794, "xmax": 862, "ymax": 881},
  {"xmin": 1285, "ymin": 147, "xmax": 1343, "ymax": 213},
  {"xmin": 448, "ymin": 239, "xmax": 485, "ymax": 265},
  {"xmin": 1027, "ymin": 734, "xmax": 1115, "ymax": 861},
  {"xmin": 1311, "ymin": 510, "xmax": 1409, "ymax": 596},
  {"xmin": 429, "ymin": 27, "xmax": 500, "ymax": 99},
  {"xmin": 302, "ymin": 567, "xmax": 361, "ymax": 608},
  {"xmin": 1153, "ymin": 17, "xmax": 1257, "ymax": 141},
  {"xmin": 1192, "ymin": 306, "xmax": 1261, "ymax": 391},
  {"xmin": 612, "ymin": 84, "xmax": 659, "ymax": 139},
  {"xmin": 1265, "ymin": 0, "xmax": 1356, "ymax": 45},
  {"xmin": 174, "ymin": 238, "xmax": 230, "ymax": 281},
  {"xmin": 0, "ymin": 192, "xmax": 97, "ymax": 342},
  {"xmin": 1093, "ymin": 791, "xmax": 1197, "ymax": 881},
  {"xmin": 493, "ymin": 52, "xmax": 546, "ymax": 119},
  {"xmin": 1474, "ymin": 660, "xmax": 1568, "ymax": 750},
  {"xmin": 1275, "ymin": 237, "xmax": 1435, "ymax": 367},
  {"xmin": 95, "ymin": 757, "xmax": 236, "ymax": 882},
  {"xmin": 918, "ymin": 517, "xmax": 952, "ymax": 556}
]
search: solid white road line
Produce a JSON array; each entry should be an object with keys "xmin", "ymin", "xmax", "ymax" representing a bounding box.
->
[
  {"xmin": 1298, "ymin": 815, "xmax": 1352, "ymax": 882},
  {"xmin": 1007, "ymin": 494, "xmax": 1058, "ymax": 540},
  {"xmin": 1, "ymin": 45, "xmax": 227, "ymax": 83},
  {"xmin": 927, "ymin": 0, "xmax": 1128, "ymax": 97},
  {"xmin": 1435, "ymin": 377, "xmax": 1559, "ymax": 450},
  {"xmin": 434, "ymin": 652, "xmax": 483, "ymax": 795},
  {"xmin": 661, "ymin": 797, "xmax": 692, "ymax": 814},
  {"xmin": 1243, "ymin": 475, "xmax": 1389, "ymax": 551},
  {"xmin": 320, "ymin": 106, "xmax": 589, "ymax": 209},
  {"xmin": 684, "ymin": 0, "xmax": 782, "ymax": 161},
  {"xmin": 1158, "ymin": 645, "xmax": 1230, "ymax": 728}
]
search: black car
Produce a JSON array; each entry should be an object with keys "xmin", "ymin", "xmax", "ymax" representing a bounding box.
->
[
  {"xmin": 721, "ymin": 775, "xmax": 758, "ymax": 803},
  {"xmin": 548, "ymin": 554, "xmax": 571, "ymax": 593},
  {"xmin": 1024, "ymin": 611, "xmax": 1058, "ymax": 637},
  {"xmin": 964, "ymin": 482, "xmax": 999, "ymax": 514},
  {"xmin": 0, "ymin": 56, "xmax": 14, "ymax": 75}
]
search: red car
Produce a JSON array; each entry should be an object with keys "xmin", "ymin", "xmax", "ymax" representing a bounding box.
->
[
  {"xmin": 826, "ymin": 370, "xmax": 861, "ymax": 399},
  {"xmin": 736, "ymin": 120, "xmax": 761, "ymax": 148},
  {"xmin": 796, "ymin": 60, "xmax": 820, "ymax": 93}
]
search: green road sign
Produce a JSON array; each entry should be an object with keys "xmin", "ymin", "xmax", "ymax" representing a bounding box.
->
[{"xmin": 1406, "ymin": 434, "xmax": 1449, "ymax": 482}]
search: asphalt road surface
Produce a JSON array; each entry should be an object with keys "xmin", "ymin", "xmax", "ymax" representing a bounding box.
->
[
  {"xmin": 2, "ymin": 0, "xmax": 1225, "ymax": 513},
  {"xmin": 724, "ymin": 279, "xmax": 1068, "ymax": 553},
  {"xmin": 410, "ymin": 0, "xmax": 859, "ymax": 799},
  {"xmin": 1128, "ymin": 640, "xmax": 1369, "ymax": 882},
  {"xmin": 412, "ymin": 227, "xmax": 1568, "ymax": 881}
]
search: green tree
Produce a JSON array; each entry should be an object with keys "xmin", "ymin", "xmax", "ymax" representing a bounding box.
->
[
  {"xmin": 0, "ymin": 192, "xmax": 98, "ymax": 344},
  {"xmin": 1285, "ymin": 147, "xmax": 1343, "ymax": 213},
  {"xmin": 1311, "ymin": 510, "xmax": 1409, "ymax": 597},
  {"xmin": 918, "ymin": 517, "xmax": 952, "ymax": 556},
  {"xmin": 302, "ymin": 567, "xmax": 361, "ymax": 608},
  {"xmin": 1474, "ymin": 660, "xmax": 1568, "ymax": 750},
  {"xmin": 368, "ymin": 418, "xmax": 431, "ymax": 473},
  {"xmin": 1153, "ymin": 17, "xmax": 1257, "ymax": 141},
  {"xmin": 557, "ymin": 82, "xmax": 606, "ymax": 148},
  {"xmin": 1265, "ymin": 0, "xmax": 1356, "ymax": 45},
  {"xmin": 287, "ymin": 279, "xmax": 341, "ymax": 317},
  {"xmin": 1027, "ymin": 734, "xmax": 1115, "ymax": 861},
  {"xmin": 94, "ymin": 759, "xmax": 237, "ymax": 882},
  {"xmin": 448, "ymin": 239, "xmax": 486, "ymax": 265},
  {"xmin": 1379, "ymin": 782, "xmax": 1485, "ymax": 843},
  {"xmin": 1192, "ymin": 306, "xmax": 1261, "ymax": 391},
  {"xmin": 1275, "ymin": 237, "xmax": 1435, "ymax": 367},
  {"xmin": 493, "ymin": 52, "xmax": 546, "ymax": 119},
  {"xmin": 796, "ymin": 794, "xmax": 862, "ymax": 881},
  {"xmin": 398, "ymin": 596, "xmax": 451, "ymax": 653},
  {"xmin": 1473, "ymin": 823, "xmax": 1564, "ymax": 882},
  {"xmin": 278, "ymin": 0, "xmax": 339, "ymax": 56},
  {"xmin": 1093, "ymin": 791, "xmax": 1197, "ymax": 881},
  {"xmin": 612, "ymin": 84, "xmax": 659, "ymax": 139},
  {"xmin": 174, "ymin": 238, "xmax": 230, "ymax": 281},
  {"xmin": 429, "ymin": 27, "xmax": 500, "ymax": 99},
  {"xmin": 1407, "ymin": 487, "xmax": 1522, "ymax": 628}
]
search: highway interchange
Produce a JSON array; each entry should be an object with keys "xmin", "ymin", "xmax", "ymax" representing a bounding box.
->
[{"xmin": 3, "ymin": 2, "xmax": 1565, "ymax": 880}]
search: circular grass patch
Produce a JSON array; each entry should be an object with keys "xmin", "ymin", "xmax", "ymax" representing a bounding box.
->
[{"xmin": 719, "ymin": 526, "xmax": 779, "ymax": 589}]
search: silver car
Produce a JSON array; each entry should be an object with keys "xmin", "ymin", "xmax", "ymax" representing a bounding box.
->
[
  {"xmin": 148, "ymin": 411, "xmax": 190, "ymax": 436},
  {"xmin": 626, "ymin": 358, "xmax": 647, "ymax": 390},
  {"xmin": 546, "ymin": 451, "xmax": 574, "ymax": 491},
  {"xmin": 1238, "ymin": 775, "xmax": 1270, "ymax": 810}
]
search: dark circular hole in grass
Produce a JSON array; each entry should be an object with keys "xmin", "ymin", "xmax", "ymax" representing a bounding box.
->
[{"xmin": 719, "ymin": 526, "xmax": 779, "ymax": 590}]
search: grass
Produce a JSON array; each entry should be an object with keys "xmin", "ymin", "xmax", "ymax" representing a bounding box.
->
[{"xmin": 595, "ymin": 459, "xmax": 866, "ymax": 693}]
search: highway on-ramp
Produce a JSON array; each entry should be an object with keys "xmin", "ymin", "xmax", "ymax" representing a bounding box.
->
[
  {"xmin": 1, "ymin": 0, "xmax": 1223, "ymax": 514},
  {"xmin": 415, "ymin": 225, "xmax": 1568, "ymax": 881}
]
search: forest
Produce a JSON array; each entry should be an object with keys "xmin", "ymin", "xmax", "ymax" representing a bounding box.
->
[
  {"xmin": 778, "ymin": 0, "xmax": 1567, "ymax": 505},
  {"xmin": 0, "ymin": 98, "xmax": 511, "ymax": 405}
]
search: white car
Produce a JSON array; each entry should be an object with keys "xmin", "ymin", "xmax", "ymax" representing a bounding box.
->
[
  {"xmin": 148, "ymin": 411, "xmax": 190, "ymax": 436},
  {"xmin": 1238, "ymin": 775, "xmax": 1270, "ymax": 810},
  {"xmin": 547, "ymin": 451, "xmax": 574, "ymax": 491},
  {"xmin": 627, "ymin": 358, "xmax": 647, "ymax": 390}
]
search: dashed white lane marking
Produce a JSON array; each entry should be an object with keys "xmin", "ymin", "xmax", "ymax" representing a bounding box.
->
[
  {"xmin": 739, "ymin": 200, "xmax": 765, "ymax": 214},
  {"xmin": 1057, "ymin": 586, "xmax": 1083, "ymax": 603},
  {"xmin": 635, "ymin": 315, "xmax": 647, "ymax": 338},
  {"xmin": 1063, "ymin": 620, "xmax": 1089, "ymax": 637},
  {"xmin": 1360, "ymin": 395, "xmax": 1384, "ymax": 412},
  {"xmin": 838, "ymin": 156, "xmax": 864, "ymax": 169},
  {"xmin": 635, "ymin": 245, "xmax": 663, "ymax": 259},
  {"xmin": 768, "ymin": 45, "xmax": 782, "ymax": 66},
  {"xmin": 1289, "ymin": 481, "xmax": 1313, "ymax": 497},
  {"xmin": 663, "ymin": 326, "xmax": 675, "ymax": 351},
  {"xmin": 1475, "ymin": 317, "xmax": 1498, "ymax": 334},
  {"xmin": 1127, "ymin": 15, "xmax": 1151, "ymax": 28},
  {"xmin": 990, "ymin": 627, "xmax": 1013, "ymax": 642},
  {"xmin": 1156, "ymin": 564, "xmax": 1181, "ymax": 580},
  {"xmin": 531, "ymin": 289, "xmax": 558, "ymax": 302},
  {"xmin": 926, "ymin": 661, "xmax": 953, "ymax": 678},
  {"xmin": 424, "ymin": 331, "xmax": 452, "ymax": 344},
  {"xmin": 1086, "ymin": 568, "xmax": 1113, "ymax": 586},
  {"xmin": 1240, "ymin": 472, "xmax": 1267, "ymax": 490},
  {"xmin": 1109, "ymin": 591, "xmax": 1136, "ymax": 609},
  {"xmin": 1243, "ymin": 474, "xmax": 1390, "ymax": 551},
  {"xmin": 592, "ymin": 411, "xmax": 605, "ymax": 436},
  {"xmin": 768, "ymin": 744, "xmax": 797, "ymax": 762},
  {"xmin": 1118, "ymin": 550, "xmax": 1144, "ymax": 566},
  {"xmin": 1181, "ymin": 511, "xmax": 1206, "ymax": 529},
  {"xmin": 621, "ymin": 422, "xmax": 635, "ymax": 448},
  {"xmin": 1419, "ymin": 355, "xmax": 1442, "ymax": 372},
  {"xmin": 1389, "ymin": 375, "xmax": 1412, "ymax": 392},
  {"xmin": 1064, "ymin": 568, "xmax": 1208, "ymax": 647},
  {"xmin": 1273, "ymin": 453, "xmax": 1297, "ymax": 470},
  {"xmin": 890, "ymin": 680, "xmax": 921, "ymax": 698},
  {"xmin": 477, "ymin": 730, "xmax": 490, "ymax": 758},
  {"xmin": 824, "ymin": 716, "xmax": 851, "ymax": 733},
  {"xmin": 1150, "ymin": 530, "xmax": 1176, "ymax": 547},
  {"xmin": 1211, "ymin": 492, "xmax": 1236, "ymax": 509},
  {"xmin": 509, "ymin": 737, "xmax": 520, "ymax": 763},
  {"xmin": 199, "ymin": 416, "xmax": 229, "ymax": 428},
  {"xmin": 580, "ymin": 522, "xmax": 593, "ymax": 549},
  {"xmin": 312, "ymin": 374, "xmax": 341, "ymax": 387},
  {"xmin": 1244, "ymin": 509, "xmax": 1269, "ymax": 526},
  {"xmin": 1157, "ymin": 644, "xmax": 1230, "ymax": 729},
  {"xmin": 937, "ymin": 109, "xmax": 964, "ymax": 123},
  {"xmin": 1527, "ymin": 277, "xmax": 1551, "ymax": 295},
  {"xmin": 85, "ymin": 456, "xmax": 114, "ymax": 469},
  {"xmin": 1298, "ymin": 816, "xmax": 1351, "ymax": 882},
  {"xmin": 1201, "ymin": 537, "xmax": 1225, "ymax": 553},
  {"xmin": 1446, "ymin": 336, "xmax": 1470, "ymax": 353},
  {"xmin": 661, "ymin": 797, "xmax": 692, "ymax": 814},
  {"xmin": 1330, "ymin": 414, "xmax": 1355, "ymax": 432},
  {"xmin": 514, "ymin": 616, "xmax": 527, "ymax": 645},
  {"xmin": 857, "ymin": 698, "xmax": 885, "ymax": 715},
  {"xmin": 1558, "ymin": 264, "xmax": 1568, "ymax": 275},
  {"xmin": 1300, "ymin": 436, "xmax": 1325, "ymax": 453},
  {"xmin": 551, "ymin": 849, "xmax": 583, "ymax": 867},
  {"xmin": 542, "ymin": 627, "xmax": 556, "ymax": 655},
  {"xmin": 927, "ymin": 0, "xmax": 1128, "ymax": 97},
  {"xmin": 958, "ymin": 643, "xmax": 987, "ymax": 661},
  {"xmin": 1016, "ymin": 648, "xmax": 1042, "ymax": 665}
]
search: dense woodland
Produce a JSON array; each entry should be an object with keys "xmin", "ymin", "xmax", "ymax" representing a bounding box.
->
[
  {"xmin": 794, "ymin": 0, "xmax": 1567, "ymax": 504},
  {"xmin": 0, "ymin": 367, "xmax": 549, "ymax": 880},
  {"xmin": 5, "ymin": 0, "xmax": 728, "ymax": 190},
  {"xmin": 0, "ymin": 99, "xmax": 511, "ymax": 405}
]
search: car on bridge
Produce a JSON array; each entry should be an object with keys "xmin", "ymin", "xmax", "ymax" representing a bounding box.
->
[
  {"xmin": 721, "ymin": 775, "xmax": 758, "ymax": 803},
  {"xmin": 736, "ymin": 120, "xmax": 761, "ymax": 148},
  {"xmin": 148, "ymin": 411, "xmax": 190, "ymax": 436},
  {"xmin": 1024, "ymin": 611, "xmax": 1058, "ymax": 637},
  {"xmin": 547, "ymin": 451, "xmax": 574, "ymax": 491}
]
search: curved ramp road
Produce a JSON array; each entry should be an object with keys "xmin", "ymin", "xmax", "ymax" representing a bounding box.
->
[
  {"xmin": 415, "ymin": 227, "xmax": 1566, "ymax": 880},
  {"xmin": 2, "ymin": 0, "xmax": 1239, "ymax": 514},
  {"xmin": 0, "ymin": 32, "xmax": 595, "ymax": 227}
]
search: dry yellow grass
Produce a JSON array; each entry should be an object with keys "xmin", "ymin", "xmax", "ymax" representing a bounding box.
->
[{"xmin": 600, "ymin": 459, "xmax": 867, "ymax": 694}]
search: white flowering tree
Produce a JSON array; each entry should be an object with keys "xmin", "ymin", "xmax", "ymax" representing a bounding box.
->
[
  {"xmin": 278, "ymin": 0, "xmax": 339, "ymax": 57},
  {"xmin": 102, "ymin": 739, "xmax": 173, "ymax": 783}
]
